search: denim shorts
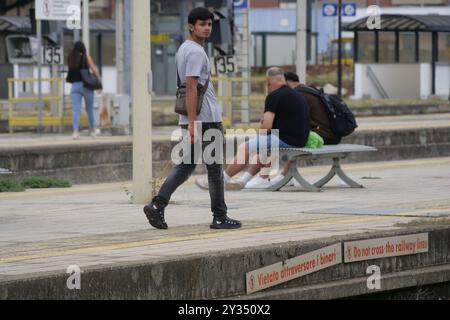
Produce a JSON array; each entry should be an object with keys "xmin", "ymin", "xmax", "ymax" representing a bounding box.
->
[{"xmin": 247, "ymin": 134, "xmax": 293, "ymax": 155}]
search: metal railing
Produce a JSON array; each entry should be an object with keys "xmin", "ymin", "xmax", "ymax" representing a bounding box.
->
[
  {"xmin": 7, "ymin": 77, "xmax": 87, "ymax": 133},
  {"xmin": 366, "ymin": 66, "xmax": 389, "ymax": 99},
  {"xmin": 212, "ymin": 76, "xmax": 266, "ymax": 127}
]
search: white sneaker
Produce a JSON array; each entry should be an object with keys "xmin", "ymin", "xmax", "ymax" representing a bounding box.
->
[
  {"xmin": 195, "ymin": 177, "xmax": 244, "ymax": 191},
  {"xmin": 72, "ymin": 131, "xmax": 79, "ymax": 140},
  {"xmin": 245, "ymin": 176, "xmax": 271, "ymax": 189},
  {"xmin": 225, "ymin": 180, "xmax": 244, "ymax": 191},
  {"xmin": 90, "ymin": 129, "xmax": 97, "ymax": 138},
  {"xmin": 195, "ymin": 178, "xmax": 209, "ymax": 191},
  {"xmin": 269, "ymin": 175, "xmax": 297, "ymax": 187}
]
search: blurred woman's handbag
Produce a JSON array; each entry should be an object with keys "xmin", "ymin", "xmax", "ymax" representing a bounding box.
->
[
  {"xmin": 80, "ymin": 55, "xmax": 103, "ymax": 91},
  {"xmin": 174, "ymin": 71, "xmax": 209, "ymax": 116}
]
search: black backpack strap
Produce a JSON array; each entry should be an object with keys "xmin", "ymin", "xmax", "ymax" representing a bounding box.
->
[
  {"xmin": 295, "ymin": 85, "xmax": 322, "ymax": 97},
  {"xmin": 203, "ymin": 76, "xmax": 210, "ymax": 93},
  {"xmin": 176, "ymin": 68, "xmax": 182, "ymax": 87}
]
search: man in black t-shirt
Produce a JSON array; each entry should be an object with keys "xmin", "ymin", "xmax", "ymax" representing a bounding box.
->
[
  {"xmin": 195, "ymin": 67, "xmax": 310, "ymax": 191},
  {"xmin": 264, "ymin": 70, "xmax": 310, "ymax": 148}
]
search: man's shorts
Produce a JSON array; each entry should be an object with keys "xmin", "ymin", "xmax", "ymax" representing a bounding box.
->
[{"xmin": 247, "ymin": 134, "xmax": 293, "ymax": 155}]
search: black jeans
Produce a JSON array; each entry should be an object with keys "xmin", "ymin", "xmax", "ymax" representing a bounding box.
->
[{"xmin": 157, "ymin": 122, "xmax": 227, "ymax": 218}]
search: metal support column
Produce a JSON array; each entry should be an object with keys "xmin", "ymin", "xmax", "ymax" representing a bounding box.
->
[
  {"xmin": 415, "ymin": 31, "xmax": 420, "ymax": 62},
  {"xmin": 124, "ymin": 0, "xmax": 132, "ymax": 96},
  {"xmin": 431, "ymin": 32, "xmax": 437, "ymax": 95},
  {"xmin": 375, "ymin": 31, "xmax": 379, "ymax": 63},
  {"xmin": 37, "ymin": 19, "xmax": 43, "ymax": 134},
  {"xmin": 240, "ymin": 0, "xmax": 251, "ymax": 124},
  {"xmin": 337, "ymin": 0, "xmax": 342, "ymax": 97},
  {"xmin": 97, "ymin": 34, "xmax": 103, "ymax": 76},
  {"xmin": 395, "ymin": 31, "xmax": 399, "ymax": 63},
  {"xmin": 116, "ymin": 0, "xmax": 125, "ymax": 93}
]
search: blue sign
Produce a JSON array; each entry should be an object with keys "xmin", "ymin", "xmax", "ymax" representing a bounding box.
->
[
  {"xmin": 343, "ymin": 3, "xmax": 357, "ymax": 17},
  {"xmin": 323, "ymin": 3, "xmax": 337, "ymax": 17},
  {"xmin": 233, "ymin": 0, "xmax": 248, "ymax": 9}
]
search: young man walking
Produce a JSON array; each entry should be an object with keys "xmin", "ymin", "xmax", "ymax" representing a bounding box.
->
[{"xmin": 143, "ymin": 7, "xmax": 241, "ymax": 230}]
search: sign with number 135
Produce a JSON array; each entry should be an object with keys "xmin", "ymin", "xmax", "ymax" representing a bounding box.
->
[
  {"xmin": 211, "ymin": 56, "xmax": 236, "ymax": 76},
  {"xmin": 42, "ymin": 46, "xmax": 63, "ymax": 65}
]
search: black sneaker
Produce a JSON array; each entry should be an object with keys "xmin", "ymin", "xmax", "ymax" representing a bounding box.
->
[
  {"xmin": 143, "ymin": 202, "xmax": 168, "ymax": 230},
  {"xmin": 210, "ymin": 216, "xmax": 242, "ymax": 229}
]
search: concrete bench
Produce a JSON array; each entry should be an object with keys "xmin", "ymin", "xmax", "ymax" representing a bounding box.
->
[
  {"xmin": 0, "ymin": 168, "xmax": 12, "ymax": 176},
  {"xmin": 269, "ymin": 144, "xmax": 378, "ymax": 192}
]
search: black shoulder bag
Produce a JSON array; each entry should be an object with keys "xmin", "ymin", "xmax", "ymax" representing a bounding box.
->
[{"xmin": 80, "ymin": 54, "xmax": 103, "ymax": 91}]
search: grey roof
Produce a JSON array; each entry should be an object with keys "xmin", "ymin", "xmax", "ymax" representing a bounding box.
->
[
  {"xmin": 345, "ymin": 14, "xmax": 450, "ymax": 32},
  {"xmin": 0, "ymin": 16, "xmax": 30, "ymax": 32},
  {"xmin": 0, "ymin": 16, "xmax": 115, "ymax": 34}
]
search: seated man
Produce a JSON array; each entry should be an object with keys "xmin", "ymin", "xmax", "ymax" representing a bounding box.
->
[
  {"xmin": 285, "ymin": 71, "xmax": 341, "ymax": 145},
  {"xmin": 246, "ymin": 71, "xmax": 343, "ymax": 189},
  {"xmin": 196, "ymin": 67, "xmax": 310, "ymax": 190}
]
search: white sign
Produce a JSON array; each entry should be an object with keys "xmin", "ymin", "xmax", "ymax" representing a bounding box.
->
[
  {"xmin": 344, "ymin": 233, "xmax": 429, "ymax": 263},
  {"xmin": 323, "ymin": 3, "xmax": 337, "ymax": 17},
  {"xmin": 343, "ymin": 3, "xmax": 357, "ymax": 17},
  {"xmin": 246, "ymin": 243, "xmax": 342, "ymax": 294},
  {"xmin": 35, "ymin": 0, "xmax": 81, "ymax": 21},
  {"xmin": 233, "ymin": 0, "xmax": 248, "ymax": 9},
  {"xmin": 42, "ymin": 46, "xmax": 64, "ymax": 64},
  {"xmin": 211, "ymin": 56, "xmax": 236, "ymax": 76}
]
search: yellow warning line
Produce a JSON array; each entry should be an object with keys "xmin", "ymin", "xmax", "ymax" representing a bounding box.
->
[
  {"xmin": 0, "ymin": 215, "xmax": 398, "ymax": 264},
  {"xmin": 0, "ymin": 183, "xmax": 126, "ymax": 200},
  {"xmin": 393, "ymin": 208, "xmax": 450, "ymax": 216}
]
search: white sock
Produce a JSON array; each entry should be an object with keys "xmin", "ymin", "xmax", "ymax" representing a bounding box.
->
[
  {"xmin": 239, "ymin": 172, "xmax": 254, "ymax": 186},
  {"xmin": 223, "ymin": 172, "xmax": 231, "ymax": 183}
]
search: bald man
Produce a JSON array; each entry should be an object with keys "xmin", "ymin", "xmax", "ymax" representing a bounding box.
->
[{"xmin": 196, "ymin": 67, "xmax": 310, "ymax": 190}]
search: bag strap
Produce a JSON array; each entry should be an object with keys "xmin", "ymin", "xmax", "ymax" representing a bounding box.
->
[
  {"xmin": 176, "ymin": 68, "xmax": 210, "ymax": 92},
  {"xmin": 296, "ymin": 85, "xmax": 323, "ymax": 97},
  {"xmin": 176, "ymin": 68, "xmax": 182, "ymax": 87},
  {"xmin": 296, "ymin": 85, "xmax": 336, "ymax": 115},
  {"xmin": 80, "ymin": 54, "xmax": 88, "ymax": 70},
  {"xmin": 203, "ymin": 76, "xmax": 210, "ymax": 93}
]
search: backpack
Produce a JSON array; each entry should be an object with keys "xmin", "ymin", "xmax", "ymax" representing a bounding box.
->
[{"xmin": 296, "ymin": 86, "xmax": 358, "ymax": 137}]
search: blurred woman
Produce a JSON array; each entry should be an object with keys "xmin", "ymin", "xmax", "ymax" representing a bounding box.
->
[{"xmin": 66, "ymin": 41, "xmax": 101, "ymax": 139}]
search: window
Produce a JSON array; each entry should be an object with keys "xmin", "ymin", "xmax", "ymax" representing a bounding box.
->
[
  {"xmin": 101, "ymin": 35, "xmax": 116, "ymax": 66},
  {"xmin": 357, "ymin": 32, "xmax": 375, "ymax": 63},
  {"xmin": 399, "ymin": 32, "xmax": 415, "ymax": 63},
  {"xmin": 419, "ymin": 32, "xmax": 432, "ymax": 62},
  {"xmin": 90, "ymin": 34, "xmax": 116, "ymax": 66},
  {"xmin": 378, "ymin": 32, "xmax": 396, "ymax": 63},
  {"xmin": 438, "ymin": 32, "xmax": 450, "ymax": 62}
]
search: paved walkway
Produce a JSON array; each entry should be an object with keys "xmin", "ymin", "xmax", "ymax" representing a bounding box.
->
[{"xmin": 1, "ymin": 157, "xmax": 450, "ymax": 280}]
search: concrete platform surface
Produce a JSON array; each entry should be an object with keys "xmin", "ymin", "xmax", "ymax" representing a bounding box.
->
[
  {"xmin": 1, "ymin": 157, "xmax": 450, "ymax": 282},
  {"xmin": 0, "ymin": 113, "xmax": 449, "ymax": 149}
]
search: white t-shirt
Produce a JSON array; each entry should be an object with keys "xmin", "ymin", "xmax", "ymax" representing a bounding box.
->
[{"xmin": 176, "ymin": 40, "xmax": 222, "ymax": 124}]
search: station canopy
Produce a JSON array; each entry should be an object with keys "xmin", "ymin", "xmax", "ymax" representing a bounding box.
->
[
  {"xmin": 0, "ymin": 16, "xmax": 115, "ymax": 34},
  {"xmin": 345, "ymin": 14, "xmax": 450, "ymax": 33}
]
